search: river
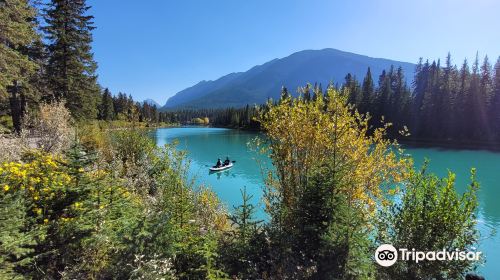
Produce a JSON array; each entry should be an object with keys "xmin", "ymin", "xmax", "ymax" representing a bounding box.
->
[{"xmin": 150, "ymin": 127, "xmax": 499, "ymax": 278}]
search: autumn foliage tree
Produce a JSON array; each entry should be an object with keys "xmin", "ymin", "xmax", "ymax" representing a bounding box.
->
[{"xmin": 256, "ymin": 86, "xmax": 410, "ymax": 278}]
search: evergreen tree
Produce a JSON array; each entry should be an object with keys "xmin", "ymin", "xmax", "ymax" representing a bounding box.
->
[
  {"xmin": 479, "ymin": 55, "xmax": 493, "ymax": 140},
  {"xmin": 280, "ymin": 86, "xmax": 290, "ymax": 101},
  {"xmin": 375, "ymin": 70, "xmax": 392, "ymax": 122},
  {"xmin": 99, "ymin": 88, "xmax": 115, "ymax": 121},
  {"xmin": 343, "ymin": 73, "xmax": 361, "ymax": 106},
  {"xmin": 490, "ymin": 58, "xmax": 500, "ymax": 139},
  {"xmin": 441, "ymin": 53, "xmax": 458, "ymax": 139},
  {"xmin": 420, "ymin": 61, "xmax": 440, "ymax": 137},
  {"xmin": 456, "ymin": 59, "xmax": 471, "ymax": 139},
  {"xmin": 360, "ymin": 67, "xmax": 374, "ymax": 114},
  {"xmin": 0, "ymin": 0, "xmax": 40, "ymax": 133},
  {"xmin": 43, "ymin": 0, "xmax": 100, "ymax": 120},
  {"xmin": 467, "ymin": 54, "xmax": 482, "ymax": 140},
  {"xmin": 390, "ymin": 66, "xmax": 410, "ymax": 126}
]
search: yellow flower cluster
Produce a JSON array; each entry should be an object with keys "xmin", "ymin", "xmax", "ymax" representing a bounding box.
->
[
  {"xmin": 1, "ymin": 150, "xmax": 141, "ymax": 226},
  {"xmin": 0, "ymin": 153, "xmax": 77, "ymax": 222}
]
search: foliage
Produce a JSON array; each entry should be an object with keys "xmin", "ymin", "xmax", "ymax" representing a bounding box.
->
[
  {"xmin": 254, "ymin": 85, "xmax": 410, "ymax": 278},
  {"xmin": 0, "ymin": 0, "xmax": 41, "ymax": 133},
  {"xmin": 43, "ymin": 0, "xmax": 101, "ymax": 120},
  {"xmin": 0, "ymin": 0, "xmax": 39, "ymax": 98},
  {"xmin": 377, "ymin": 164, "xmax": 481, "ymax": 280},
  {"xmin": 22, "ymin": 101, "xmax": 74, "ymax": 153},
  {"xmin": 0, "ymin": 115, "xmax": 14, "ymax": 133},
  {"xmin": 0, "ymin": 129, "xmax": 229, "ymax": 279},
  {"xmin": 165, "ymin": 105, "xmax": 261, "ymax": 129},
  {"xmin": 219, "ymin": 187, "xmax": 263, "ymax": 278},
  {"xmin": 129, "ymin": 254, "xmax": 177, "ymax": 280}
]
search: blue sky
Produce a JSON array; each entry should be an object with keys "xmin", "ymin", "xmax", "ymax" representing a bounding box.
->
[{"xmin": 88, "ymin": 0, "xmax": 500, "ymax": 105}]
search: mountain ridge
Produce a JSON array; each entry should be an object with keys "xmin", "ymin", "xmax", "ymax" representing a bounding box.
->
[{"xmin": 162, "ymin": 48, "xmax": 415, "ymax": 109}]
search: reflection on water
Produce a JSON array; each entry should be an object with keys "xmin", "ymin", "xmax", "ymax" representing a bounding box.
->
[{"xmin": 151, "ymin": 127, "xmax": 500, "ymax": 278}]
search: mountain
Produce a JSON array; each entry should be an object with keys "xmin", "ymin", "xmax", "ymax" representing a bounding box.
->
[
  {"xmin": 162, "ymin": 48, "xmax": 415, "ymax": 109},
  {"xmin": 143, "ymin": 99, "xmax": 161, "ymax": 108}
]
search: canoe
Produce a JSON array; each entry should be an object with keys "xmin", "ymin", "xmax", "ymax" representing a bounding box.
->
[{"xmin": 209, "ymin": 162, "xmax": 233, "ymax": 172}]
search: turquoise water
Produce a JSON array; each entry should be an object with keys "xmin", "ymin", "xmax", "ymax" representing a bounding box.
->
[{"xmin": 151, "ymin": 127, "xmax": 499, "ymax": 278}]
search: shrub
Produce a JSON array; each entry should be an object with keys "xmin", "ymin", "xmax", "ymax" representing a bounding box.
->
[
  {"xmin": 254, "ymin": 85, "xmax": 410, "ymax": 278},
  {"xmin": 377, "ymin": 164, "xmax": 481, "ymax": 279},
  {"xmin": 22, "ymin": 101, "xmax": 74, "ymax": 153}
]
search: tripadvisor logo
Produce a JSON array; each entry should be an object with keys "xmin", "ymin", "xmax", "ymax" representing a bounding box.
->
[
  {"xmin": 375, "ymin": 244, "xmax": 398, "ymax": 267},
  {"xmin": 374, "ymin": 244, "xmax": 482, "ymax": 267}
]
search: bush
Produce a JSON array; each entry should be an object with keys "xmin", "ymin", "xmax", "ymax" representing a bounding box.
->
[
  {"xmin": 253, "ymin": 86, "xmax": 410, "ymax": 278},
  {"xmin": 377, "ymin": 164, "xmax": 481, "ymax": 279},
  {"xmin": 22, "ymin": 101, "xmax": 74, "ymax": 153}
]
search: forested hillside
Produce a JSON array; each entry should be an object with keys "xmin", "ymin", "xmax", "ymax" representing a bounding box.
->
[
  {"xmin": 168, "ymin": 55, "xmax": 500, "ymax": 146},
  {"xmin": 162, "ymin": 48, "xmax": 414, "ymax": 109}
]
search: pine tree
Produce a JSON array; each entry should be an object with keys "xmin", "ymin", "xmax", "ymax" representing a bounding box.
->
[
  {"xmin": 457, "ymin": 59, "xmax": 471, "ymax": 139},
  {"xmin": 343, "ymin": 73, "xmax": 361, "ymax": 106},
  {"xmin": 479, "ymin": 56, "xmax": 493, "ymax": 140},
  {"xmin": 411, "ymin": 59, "xmax": 428, "ymax": 137},
  {"xmin": 467, "ymin": 54, "xmax": 482, "ymax": 140},
  {"xmin": 441, "ymin": 53, "xmax": 458, "ymax": 139},
  {"xmin": 375, "ymin": 70, "xmax": 392, "ymax": 122},
  {"xmin": 360, "ymin": 67, "xmax": 374, "ymax": 115},
  {"xmin": 43, "ymin": 0, "xmax": 100, "ymax": 120},
  {"xmin": 99, "ymin": 88, "xmax": 115, "ymax": 120},
  {"xmin": 490, "ymin": 58, "xmax": 500, "ymax": 140},
  {"xmin": 420, "ymin": 61, "xmax": 440, "ymax": 137},
  {"xmin": 0, "ymin": 0, "xmax": 40, "ymax": 133},
  {"xmin": 390, "ymin": 66, "xmax": 410, "ymax": 126}
]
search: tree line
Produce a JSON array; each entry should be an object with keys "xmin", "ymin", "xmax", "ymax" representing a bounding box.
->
[
  {"xmin": 168, "ymin": 54, "xmax": 500, "ymax": 145},
  {"xmin": 1, "ymin": 0, "xmax": 165, "ymax": 133},
  {"xmin": 162, "ymin": 105, "xmax": 261, "ymax": 129},
  {"xmin": 341, "ymin": 54, "xmax": 500, "ymax": 144}
]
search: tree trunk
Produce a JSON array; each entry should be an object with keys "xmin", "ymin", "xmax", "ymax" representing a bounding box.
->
[{"xmin": 8, "ymin": 80, "xmax": 25, "ymax": 134}]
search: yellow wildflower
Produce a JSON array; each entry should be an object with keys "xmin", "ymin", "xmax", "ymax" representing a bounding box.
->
[
  {"xmin": 3, "ymin": 185, "xmax": 9, "ymax": 191},
  {"xmin": 44, "ymin": 219, "xmax": 49, "ymax": 224}
]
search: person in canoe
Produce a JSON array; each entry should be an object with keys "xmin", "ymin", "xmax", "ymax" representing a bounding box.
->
[
  {"xmin": 215, "ymin": 158, "xmax": 222, "ymax": 168},
  {"xmin": 224, "ymin": 156, "xmax": 230, "ymax": 166}
]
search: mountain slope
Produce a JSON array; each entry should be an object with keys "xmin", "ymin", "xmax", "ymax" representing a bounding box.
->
[{"xmin": 162, "ymin": 48, "xmax": 415, "ymax": 109}]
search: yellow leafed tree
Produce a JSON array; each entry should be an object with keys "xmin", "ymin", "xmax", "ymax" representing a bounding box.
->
[{"xmin": 258, "ymin": 86, "xmax": 411, "ymax": 218}]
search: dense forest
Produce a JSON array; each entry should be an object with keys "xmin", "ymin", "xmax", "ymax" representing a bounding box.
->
[
  {"xmin": 344, "ymin": 55, "xmax": 500, "ymax": 144},
  {"xmin": 0, "ymin": 0, "xmax": 489, "ymax": 279},
  {"xmin": 168, "ymin": 55, "xmax": 500, "ymax": 146}
]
